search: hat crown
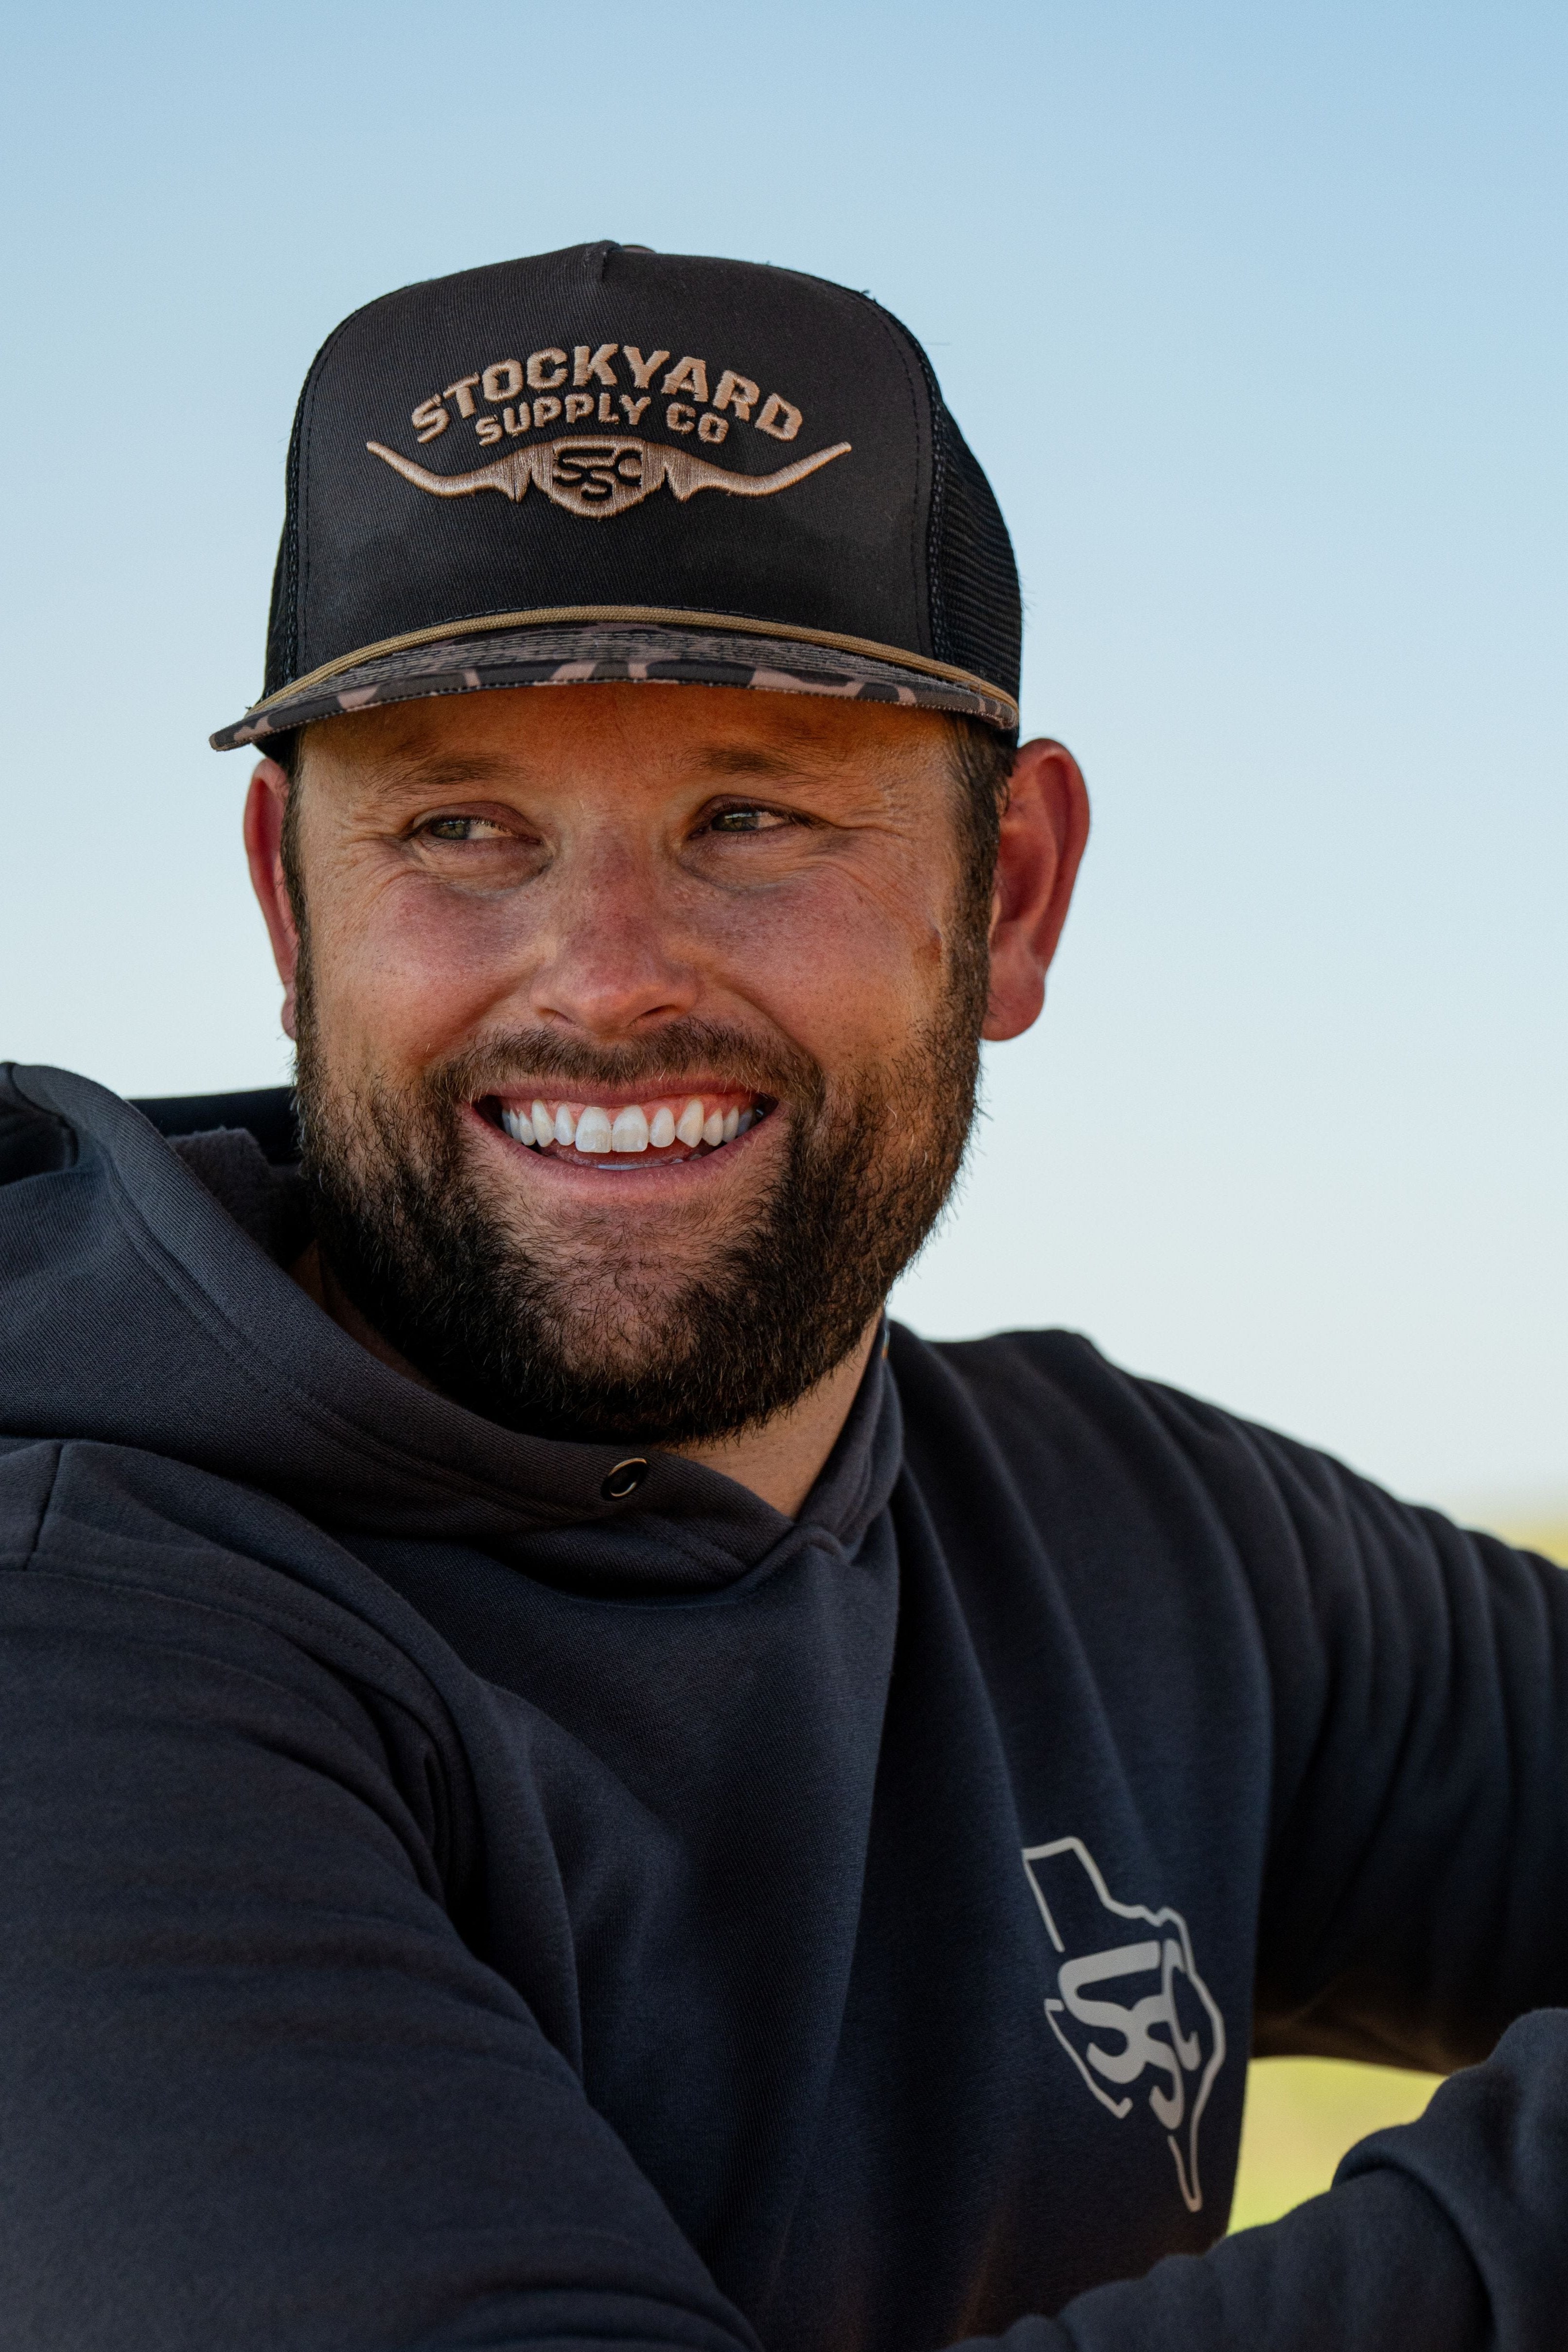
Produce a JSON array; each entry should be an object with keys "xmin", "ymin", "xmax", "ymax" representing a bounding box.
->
[{"xmin": 211, "ymin": 243, "xmax": 1021, "ymax": 749}]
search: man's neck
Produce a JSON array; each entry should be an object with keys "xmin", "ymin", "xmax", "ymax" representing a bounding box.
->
[
  {"xmin": 290, "ymin": 1241, "xmax": 879, "ymax": 1520},
  {"xmin": 667, "ymin": 1326, "xmax": 880, "ymax": 1517}
]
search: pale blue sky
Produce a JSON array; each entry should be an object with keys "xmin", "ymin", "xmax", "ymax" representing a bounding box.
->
[{"xmin": 2, "ymin": 1, "xmax": 1563, "ymax": 1507}]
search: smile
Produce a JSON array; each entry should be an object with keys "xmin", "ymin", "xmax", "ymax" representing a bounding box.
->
[{"xmin": 485, "ymin": 1091, "xmax": 771, "ymax": 1169}]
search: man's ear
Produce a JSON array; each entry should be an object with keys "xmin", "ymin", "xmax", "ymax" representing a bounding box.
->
[
  {"xmin": 983, "ymin": 738, "xmax": 1091, "ymax": 1042},
  {"xmin": 243, "ymin": 759, "xmax": 301, "ymax": 1042}
]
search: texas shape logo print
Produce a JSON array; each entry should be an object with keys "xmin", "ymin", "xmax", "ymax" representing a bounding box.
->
[
  {"xmin": 1022, "ymin": 1837, "xmax": 1226, "ymax": 2213},
  {"xmin": 367, "ymin": 433, "xmax": 852, "ymax": 521}
]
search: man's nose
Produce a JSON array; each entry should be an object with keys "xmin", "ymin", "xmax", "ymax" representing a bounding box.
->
[{"xmin": 526, "ymin": 839, "xmax": 701, "ymax": 1039}]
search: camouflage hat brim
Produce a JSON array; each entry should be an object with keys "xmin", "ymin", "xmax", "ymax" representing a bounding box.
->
[{"xmin": 209, "ymin": 619, "xmax": 1018, "ymax": 751}]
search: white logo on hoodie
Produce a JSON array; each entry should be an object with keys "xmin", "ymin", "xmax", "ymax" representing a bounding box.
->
[{"xmin": 1022, "ymin": 1836, "xmax": 1227, "ymax": 2213}]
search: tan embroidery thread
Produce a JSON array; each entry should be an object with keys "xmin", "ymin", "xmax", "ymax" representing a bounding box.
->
[{"xmin": 366, "ymin": 432, "xmax": 852, "ymax": 520}]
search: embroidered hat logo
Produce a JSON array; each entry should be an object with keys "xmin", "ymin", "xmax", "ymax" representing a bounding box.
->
[{"xmin": 367, "ymin": 433, "xmax": 853, "ymax": 522}]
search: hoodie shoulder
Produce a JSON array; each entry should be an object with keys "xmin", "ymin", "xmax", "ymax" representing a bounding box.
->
[
  {"xmin": 883, "ymin": 1318, "xmax": 1384, "ymax": 1614},
  {"xmin": 887, "ymin": 1320, "xmax": 1192, "ymax": 1488},
  {"xmin": 0, "ymin": 1438, "xmax": 63, "ymax": 1567},
  {"xmin": 0, "ymin": 1430, "xmax": 490, "ymax": 1790},
  {"xmin": 888, "ymin": 1319, "xmax": 1336, "ymax": 1504},
  {"xmin": 0, "ymin": 1071, "xmax": 76, "ymax": 1183}
]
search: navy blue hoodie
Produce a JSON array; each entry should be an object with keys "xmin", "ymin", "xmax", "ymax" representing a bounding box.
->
[{"xmin": 2, "ymin": 1061, "xmax": 1566, "ymax": 2352}]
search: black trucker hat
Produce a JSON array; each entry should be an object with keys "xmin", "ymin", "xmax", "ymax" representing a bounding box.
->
[{"xmin": 211, "ymin": 241, "xmax": 1022, "ymax": 751}]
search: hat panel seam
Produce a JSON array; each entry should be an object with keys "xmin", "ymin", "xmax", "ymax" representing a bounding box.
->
[
  {"xmin": 844, "ymin": 288, "xmax": 937, "ymax": 667},
  {"xmin": 265, "ymin": 390, "xmax": 305, "ymax": 700},
  {"xmin": 290, "ymin": 306, "xmax": 370, "ymax": 689},
  {"xmin": 906, "ymin": 336, "xmax": 952, "ymax": 669},
  {"xmin": 273, "ymin": 287, "xmax": 419, "ymax": 693}
]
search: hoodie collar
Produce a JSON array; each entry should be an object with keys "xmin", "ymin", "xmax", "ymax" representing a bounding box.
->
[{"xmin": 1, "ymin": 1066, "xmax": 903, "ymax": 1595}]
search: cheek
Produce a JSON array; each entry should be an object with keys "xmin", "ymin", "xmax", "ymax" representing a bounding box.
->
[
  {"xmin": 310, "ymin": 878, "xmax": 527, "ymax": 1072},
  {"xmin": 709, "ymin": 861, "xmax": 949, "ymax": 1060}
]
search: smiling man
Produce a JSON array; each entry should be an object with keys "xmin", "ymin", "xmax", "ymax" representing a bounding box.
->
[
  {"xmin": 2, "ymin": 243, "xmax": 1566, "ymax": 2352},
  {"xmin": 257, "ymin": 685, "xmax": 1061, "ymax": 1504}
]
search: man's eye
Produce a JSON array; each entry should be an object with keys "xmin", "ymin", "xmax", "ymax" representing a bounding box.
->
[
  {"xmin": 419, "ymin": 815, "xmax": 513, "ymax": 843},
  {"xmin": 706, "ymin": 806, "xmax": 794, "ymax": 834}
]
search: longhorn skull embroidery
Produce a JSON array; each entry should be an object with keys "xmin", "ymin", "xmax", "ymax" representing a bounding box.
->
[{"xmin": 367, "ymin": 433, "xmax": 852, "ymax": 520}]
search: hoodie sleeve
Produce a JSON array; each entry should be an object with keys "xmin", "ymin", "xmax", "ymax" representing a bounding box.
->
[
  {"xmin": 0, "ymin": 1440, "xmax": 759, "ymax": 2352},
  {"xmin": 1231, "ymin": 1420, "xmax": 1568, "ymax": 2073},
  {"xmin": 963, "ymin": 1392, "xmax": 1568, "ymax": 2352},
  {"xmin": 947, "ymin": 2006, "xmax": 1568, "ymax": 2349}
]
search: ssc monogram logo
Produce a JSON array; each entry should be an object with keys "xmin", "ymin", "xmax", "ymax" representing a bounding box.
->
[
  {"xmin": 367, "ymin": 433, "xmax": 852, "ymax": 521},
  {"xmin": 1022, "ymin": 1836, "xmax": 1227, "ymax": 2213}
]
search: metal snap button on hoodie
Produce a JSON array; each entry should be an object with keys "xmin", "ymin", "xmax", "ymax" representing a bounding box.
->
[{"xmin": 601, "ymin": 1457, "xmax": 649, "ymax": 1501}]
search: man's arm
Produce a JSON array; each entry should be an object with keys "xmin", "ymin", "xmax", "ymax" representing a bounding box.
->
[
  {"xmin": 1044, "ymin": 1393, "xmax": 1568, "ymax": 2346},
  {"xmin": 1224, "ymin": 1420, "xmax": 1568, "ymax": 2069},
  {"xmin": 956, "ymin": 2006, "xmax": 1564, "ymax": 2348},
  {"xmin": 0, "ymin": 1441, "xmax": 758, "ymax": 2352},
  {"xmin": 962, "ymin": 2007, "xmax": 1564, "ymax": 2345},
  {"xmin": 963, "ymin": 1392, "xmax": 1568, "ymax": 2349}
]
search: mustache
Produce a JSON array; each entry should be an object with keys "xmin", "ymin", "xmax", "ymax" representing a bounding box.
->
[{"xmin": 419, "ymin": 1018, "xmax": 826, "ymax": 1109}]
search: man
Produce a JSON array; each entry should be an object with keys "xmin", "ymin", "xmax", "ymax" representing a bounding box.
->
[{"xmin": 1, "ymin": 242, "xmax": 1563, "ymax": 2352}]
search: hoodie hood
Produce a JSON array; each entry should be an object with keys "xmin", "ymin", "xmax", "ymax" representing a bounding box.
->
[{"xmin": 0, "ymin": 1064, "xmax": 901, "ymax": 1595}]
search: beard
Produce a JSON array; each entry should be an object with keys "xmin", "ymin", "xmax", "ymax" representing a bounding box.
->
[{"xmin": 293, "ymin": 952, "xmax": 987, "ymax": 1449}]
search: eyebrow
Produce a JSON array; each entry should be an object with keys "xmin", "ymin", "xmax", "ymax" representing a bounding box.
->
[
  {"xmin": 370, "ymin": 740, "xmax": 843, "ymax": 796},
  {"xmin": 379, "ymin": 754, "xmax": 522, "ymax": 794},
  {"xmin": 688, "ymin": 742, "xmax": 837, "ymax": 780}
]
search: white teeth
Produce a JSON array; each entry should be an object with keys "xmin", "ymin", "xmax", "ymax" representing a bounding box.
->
[{"xmin": 508, "ymin": 1095, "xmax": 759, "ymax": 1156}]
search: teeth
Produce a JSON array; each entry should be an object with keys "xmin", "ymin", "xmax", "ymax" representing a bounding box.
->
[
  {"xmin": 574, "ymin": 1106, "xmax": 614, "ymax": 1153},
  {"xmin": 503, "ymin": 1095, "xmax": 763, "ymax": 1154}
]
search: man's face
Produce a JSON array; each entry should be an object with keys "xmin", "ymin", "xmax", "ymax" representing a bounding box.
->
[{"xmin": 271, "ymin": 685, "xmax": 999, "ymax": 1444}]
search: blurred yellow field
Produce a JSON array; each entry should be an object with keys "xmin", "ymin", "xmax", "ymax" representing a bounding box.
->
[
  {"xmin": 1228, "ymin": 1519, "xmax": 1566, "ymax": 2231},
  {"xmin": 1230, "ymin": 2058, "xmax": 1440, "ymax": 2229}
]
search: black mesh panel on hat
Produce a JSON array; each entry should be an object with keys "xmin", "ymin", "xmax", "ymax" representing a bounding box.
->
[
  {"xmin": 264, "ymin": 382, "xmax": 308, "ymax": 699},
  {"xmin": 931, "ymin": 405, "xmax": 1022, "ymax": 712}
]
